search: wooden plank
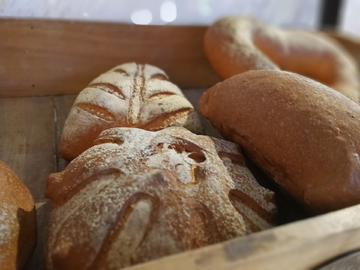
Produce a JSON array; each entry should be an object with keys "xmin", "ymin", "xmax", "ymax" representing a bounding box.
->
[
  {"xmin": 0, "ymin": 97, "xmax": 56, "ymax": 270},
  {"xmin": 317, "ymin": 250, "xmax": 360, "ymax": 269},
  {"xmin": 52, "ymin": 94, "xmax": 76, "ymax": 171},
  {"xmin": 125, "ymin": 204, "xmax": 360, "ymax": 270},
  {"xmin": 0, "ymin": 19, "xmax": 220, "ymax": 98}
]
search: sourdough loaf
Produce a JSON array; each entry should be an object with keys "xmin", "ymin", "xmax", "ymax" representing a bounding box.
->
[
  {"xmin": 46, "ymin": 127, "xmax": 276, "ymax": 269},
  {"xmin": 199, "ymin": 70, "xmax": 360, "ymax": 214},
  {"xmin": 60, "ymin": 62, "xmax": 203, "ymax": 161},
  {"xmin": 204, "ymin": 16, "xmax": 360, "ymax": 101},
  {"xmin": 0, "ymin": 161, "xmax": 36, "ymax": 270}
]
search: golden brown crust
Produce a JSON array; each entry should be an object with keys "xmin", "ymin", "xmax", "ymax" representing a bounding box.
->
[
  {"xmin": 199, "ymin": 70, "xmax": 360, "ymax": 215},
  {"xmin": 46, "ymin": 127, "xmax": 277, "ymax": 270},
  {"xmin": 0, "ymin": 161, "xmax": 36, "ymax": 270},
  {"xmin": 60, "ymin": 62, "xmax": 203, "ymax": 161},
  {"xmin": 204, "ymin": 16, "xmax": 360, "ymax": 101}
]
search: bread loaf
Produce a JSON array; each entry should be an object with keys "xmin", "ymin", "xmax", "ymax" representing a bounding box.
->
[
  {"xmin": 0, "ymin": 161, "xmax": 36, "ymax": 270},
  {"xmin": 46, "ymin": 127, "xmax": 277, "ymax": 269},
  {"xmin": 60, "ymin": 62, "xmax": 203, "ymax": 161},
  {"xmin": 199, "ymin": 70, "xmax": 360, "ymax": 214},
  {"xmin": 204, "ymin": 16, "xmax": 360, "ymax": 101}
]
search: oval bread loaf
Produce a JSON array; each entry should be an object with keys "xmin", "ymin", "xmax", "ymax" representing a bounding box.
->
[
  {"xmin": 199, "ymin": 70, "xmax": 360, "ymax": 214},
  {"xmin": 0, "ymin": 161, "xmax": 37, "ymax": 270},
  {"xmin": 60, "ymin": 62, "xmax": 203, "ymax": 161},
  {"xmin": 204, "ymin": 16, "xmax": 360, "ymax": 101},
  {"xmin": 46, "ymin": 127, "xmax": 277, "ymax": 270}
]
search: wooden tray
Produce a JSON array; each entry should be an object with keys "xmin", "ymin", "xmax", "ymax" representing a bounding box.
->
[{"xmin": 1, "ymin": 18, "xmax": 360, "ymax": 270}]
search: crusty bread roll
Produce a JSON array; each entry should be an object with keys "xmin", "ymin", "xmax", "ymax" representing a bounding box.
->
[
  {"xmin": 0, "ymin": 161, "xmax": 36, "ymax": 270},
  {"xmin": 60, "ymin": 62, "xmax": 203, "ymax": 161},
  {"xmin": 46, "ymin": 127, "xmax": 276, "ymax": 270},
  {"xmin": 199, "ymin": 70, "xmax": 360, "ymax": 215},
  {"xmin": 204, "ymin": 16, "xmax": 360, "ymax": 101}
]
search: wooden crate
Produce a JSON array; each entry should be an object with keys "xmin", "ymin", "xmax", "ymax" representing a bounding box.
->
[{"xmin": 1, "ymin": 18, "xmax": 360, "ymax": 270}]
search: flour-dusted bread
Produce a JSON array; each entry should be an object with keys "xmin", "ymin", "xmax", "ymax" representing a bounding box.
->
[
  {"xmin": 0, "ymin": 161, "xmax": 36, "ymax": 270},
  {"xmin": 46, "ymin": 127, "xmax": 277, "ymax": 270},
  {"xmin": 199, "ymin": 70, "xmax": 360, "ymax": 214},
  {"xmin": 60, "ymin": 63, "xmax": 203, "ymax": 161},
  {"xmin": 204, "ymin": 16, "xmax": 360, "ymax": 101}
]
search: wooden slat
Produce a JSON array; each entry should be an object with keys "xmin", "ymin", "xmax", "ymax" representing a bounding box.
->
[
  {"xmin": 126, "ymin": 204, "xmax": 360, "ymax": 270},
  {"xmin": 0, "ymin": 19, "xmax": 220, "ymax": 98},
  {"xmin": 317, "ymin": 250, "xmax": 360, "ymax": 269},
  {"xmin": 0, "ymin": 97, "xmax": 56, "ymax": 270},
  {"xmin": 52, "ymin": 95, "xmax": 76, "ymax": 171}
]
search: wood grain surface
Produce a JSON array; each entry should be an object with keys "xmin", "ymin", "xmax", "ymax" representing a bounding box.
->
[
  {"xmin": 317, "ymin": 250, "xmax": 360, "ymax": 270},
  {"xmin": 52, "ymin": 95, "xmax": 76, "ymax": 171},
  {"xmin": 0, "ymin": 19, "xmax": 220, "ymax": 98},
  {"xmin": 126, "ymin": 204, "xmax": 360, "ymax": 270},
  {"xmin": 1, "ymin": 19, "xmax": 360, "ymax": 100},
  {"xmin": 0, "ymin": 97, "xmax": 56, "ymax": 270}
]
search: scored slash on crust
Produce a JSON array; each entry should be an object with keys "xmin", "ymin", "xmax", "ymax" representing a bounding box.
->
[
  {"xmin": 75, "ymin": 103, "xmax": 116, "ymax": 122},
  {"xmin": 112, "ymin": 68, "xmax": 130, "ymax": 76},
  {"xmin": 60, "ymin": 62, "xmax": 203, "ymax": 161},
  {"xmin": 48, "ymin": 127, "xmax": 278, "ymax": 269},
  {"xmin": 88, "ymin": 83, "xmax": 126, "ymax": 100}
]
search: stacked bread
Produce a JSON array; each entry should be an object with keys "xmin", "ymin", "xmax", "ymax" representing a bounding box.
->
[
  {"xmin": 46, "ymin": 62, "xmax": 278, "ymax": 269},
  {"xmin": 200, "ymin": 16, "xmax": 360, "ymax": 215},
  {"xmin": 60, "ymin": 63, "xmax": 203, "ymax": 161},
  {"xmin": 2, "ymin": 14, "xmax": 360, "ymax": 270}
]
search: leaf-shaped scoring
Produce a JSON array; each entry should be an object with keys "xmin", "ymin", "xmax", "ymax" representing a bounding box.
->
[{"xmin": 88, "ymin": 83, "xmax": 125, "ymax": 100}]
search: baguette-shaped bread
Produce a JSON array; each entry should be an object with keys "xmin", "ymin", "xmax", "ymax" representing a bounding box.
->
[
  {"xmin": 0, "ymin": 161, "xmax": 36, "ymax": 270},
  {"xmin": 46, "ymin": 127, "xmax": 276, "ymax": 270},
  {"xmin": 204, "ymin": 16, "xmax": 360, "ymax": 101},
  {"xmin": 199, "ymin": 70, "xmax": 360, "ymax": 214},
  {"xmin": 60, "ymin": 62, "xmax": 203, "ymax": 161}
]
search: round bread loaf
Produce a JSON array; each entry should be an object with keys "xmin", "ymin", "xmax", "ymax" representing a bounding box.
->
[
  {"xmin": 46, "ymin": 127, "xmax": 276, "ymax": 270},
  {"xmin": 0, "ymin": 161, "xmax": 36, "ymax": 269},
  {"xmin": 199, "ymin": 70, "xmax": 360, "ymax": 215},
  {"xmin": 60, "ymin": 62, "xmax": 203, "ymax": 161},
  {"xmin": 204, "ymin": 16, "xmax": 360, "ymax": 101}
]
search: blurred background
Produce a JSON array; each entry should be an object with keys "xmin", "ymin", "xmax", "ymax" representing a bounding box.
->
[{"xmin": 0, "ymin": 0, "xmax": 359, "ymax": 36}]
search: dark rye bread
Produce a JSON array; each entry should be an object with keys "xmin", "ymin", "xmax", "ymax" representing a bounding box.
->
[
  {"xmin": 46, "ymin": 127, "xmax": 277, "ymax": 270},
  {"xmin": 199, "ymin": 70, "xmax": 360, "ymax": 215}
]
